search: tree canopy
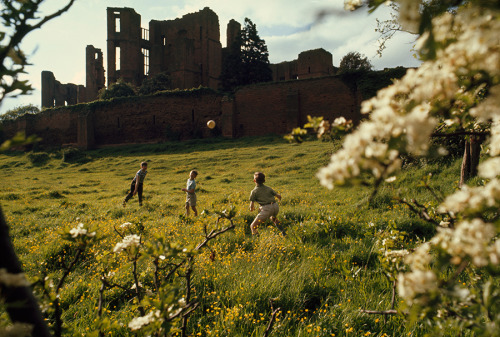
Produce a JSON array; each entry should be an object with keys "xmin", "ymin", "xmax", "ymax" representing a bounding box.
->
[
  {"xmin": 220, "ymin": 18, "xmax": 272, "ymax": 91},
  {"xmin": 99, "ymin": 79, "xmax": 136, "ymax": 100},
  {"xmin": 338, "ymin": 51, "xmax": 373, "ymax": 73},
  {"xmin": 138, "ymin": 72, "xmax": 172, "ymax": 95}
]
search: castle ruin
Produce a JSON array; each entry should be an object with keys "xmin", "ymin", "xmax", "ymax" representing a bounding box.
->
[{"xmin": 41, "ymin": 7, "xmax": 334, "ymax": 108}]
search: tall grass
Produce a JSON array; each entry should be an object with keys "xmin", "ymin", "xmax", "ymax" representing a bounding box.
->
[{"xmin": 1, "ymin": 135, "xmax": 466, "ymax": 336}]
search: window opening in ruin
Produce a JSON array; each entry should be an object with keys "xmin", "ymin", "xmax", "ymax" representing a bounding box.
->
[
  {"xmin": 162, "ymin": 35, "xmax": 166, "ymax": 46},
  {"xmin": 115, "ymin": 16, "xmax": 120, "ymax": 33},
  {"xmin": 142, "ymin": 48, "xmax": 149, "ymax": 76},
  {"xmin": 116, "ymin": 46, "xmax": 121, "ymax": 71},
  {"xmin": 64, "ymin": 101, "xmax": 68, "ymax": 106},
  {"xmin": 52, "ymin": 99, "xmax": 56, "ymax": 107},
  {"xmin": 95, "ymin": 52, "xmax": 99, "ymax": 60},
  {"xmin": 142, "ymin": 28, "xmax": 149, "ymax": 41}
]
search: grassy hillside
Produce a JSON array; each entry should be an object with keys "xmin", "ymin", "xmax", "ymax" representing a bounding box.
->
[{"xmin": 1, "ymin": 135, "xmax": 465, "ymax": 336}]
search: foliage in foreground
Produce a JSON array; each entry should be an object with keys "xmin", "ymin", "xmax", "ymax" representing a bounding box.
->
[{"xmin": 1, "ymin": 136, "xmax": 473, "ymax": 336}]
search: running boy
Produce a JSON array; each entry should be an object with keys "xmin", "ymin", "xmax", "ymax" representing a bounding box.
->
[
  {"xmin": 181, "ymin": 170, "xmax": 198, "ymax": 216},
  {"xmin": 123, "ymin": 161, "xmax": 148, "ymax": 207},
  {"xmin": 249, "ymin": 172, "xmax": 283, "ymax": 236}
]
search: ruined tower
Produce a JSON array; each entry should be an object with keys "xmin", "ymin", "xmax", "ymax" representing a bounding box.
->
[
  {"xmin": 297, "ymin": 48, "xmax": 333, "ymax": 79},
  {"xmin": 85, "ymin": 45, "xmax": 106, "ymax": 101},
  {"xmin": 148, "ymin": 7, "xmax": 221, "ymax": 90},
  {"xmin": 107, "ymin": 7, "xmax": 149, "ymax": 87}
]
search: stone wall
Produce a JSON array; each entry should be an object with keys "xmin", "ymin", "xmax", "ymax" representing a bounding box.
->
[{"xmin": 3, "ymin": 75, "xmax": 367, "ymax": 149}]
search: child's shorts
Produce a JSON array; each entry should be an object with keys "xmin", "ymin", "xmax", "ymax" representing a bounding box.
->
[
  {"xmin": 255, "ymin": 202, "xmax": 279, "ymax": 221},
  {"xmin": 186, "ymin": 193, "xmax": 197, "ymax": 207}
]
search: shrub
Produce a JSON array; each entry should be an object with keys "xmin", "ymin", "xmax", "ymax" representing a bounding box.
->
[
  {"xmin": 98, "ymin": 79, "xmax": 136, "ymax": 100},
  {"xmin": 28, "ymin": 152, "xmax": 50, "ymax": 166}
]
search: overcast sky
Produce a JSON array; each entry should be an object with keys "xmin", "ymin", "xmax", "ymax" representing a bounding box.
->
[{"xmin": 0, "ymin": 0, "xmax": 420, "ymax": 114}]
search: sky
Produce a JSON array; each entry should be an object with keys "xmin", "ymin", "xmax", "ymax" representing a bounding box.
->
[{"xmin": 0, "ymin": 0, "xmax": 421, "ymax": 114}]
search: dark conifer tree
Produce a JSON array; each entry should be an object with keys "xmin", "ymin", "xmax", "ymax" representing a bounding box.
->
[
  {"xmin": 240, "ymin": 18, "xmax": 272, "ymax": 85},
  {"xmin": 220, "ymin": 18, "xmax": 272, "ymax": 91}
]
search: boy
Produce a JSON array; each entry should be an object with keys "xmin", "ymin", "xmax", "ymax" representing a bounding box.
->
[
  {"xmin": 249, "ymin": 172, "xmax": 284, "ymax": 236},
  {"xmin": 181, "ymin": 170, "xmax": 198, "ymax": 216},
  {"xmin": 123, "ymin": 161, "xmax": 148, "ymax": 207}
]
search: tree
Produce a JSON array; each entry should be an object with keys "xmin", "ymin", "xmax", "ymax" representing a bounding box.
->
[
  {"xmin": 0, "ymin": 1, "xmax": 76, "ymax": 336},
  {"xmin": 138, "ymin": 72, "xmax": 172, "ymax": 95},
  {"xmin": 338, "ymin": 51, "xmax": 373, "ymax": 73},
  {"xmin": 220, "ymin": 18, "xmax": 272, "ymax": 91},
  {"xmin": 0, "ymin": 104, "xmax": 39, "ymax": 122},
  {"xmin": 321, "ymin": 0, "xmax": 500, "ymax": 334},
  {"xmin": 240, "ymin": 18, "xmax": 272, "ymax": 85},
  {"xmin": 99, "ymin": 79, "xmax": 136, "ymax": 100}
]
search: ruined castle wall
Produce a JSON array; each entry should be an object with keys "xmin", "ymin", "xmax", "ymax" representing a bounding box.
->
[
  {"xmin": 5, "ymin": 76, "xmax": 366, "ymax": 148},
  {"xmin": 41, "ymin": 71, "xmax": 80, "ymax": 109},
  {"xmin": 2, "ymin": 107, "xmax": 79, "ymax": 146},
  {"xmin": 91, "ymin": 91, "xmax": 223, "ymax": 145},
  {"xmin": 271, "ymin": 60, "xmax": 298, "ymax": 82},
  {"xmin": 107, "ymin": 8, "xmax": 144, "ymax": 87},
  {"xmin": 232, "ymin": 76, "xmax": 360, "ymax": 137},
  {"xmin": 297, "ymin": 48, "xmax": 334, "ymax": 79},
  {"xmin": 148, "ymin": 7, "xmax": 221, "ymax": 90},
  {"xmin": 85, "ymin": 45, "xmax": 106, "ymax": 102}
]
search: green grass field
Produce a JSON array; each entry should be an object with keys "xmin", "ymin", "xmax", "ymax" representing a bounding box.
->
[{"xmin": 1, "ymin": 135, "xmax": 465, "ymax": 336}]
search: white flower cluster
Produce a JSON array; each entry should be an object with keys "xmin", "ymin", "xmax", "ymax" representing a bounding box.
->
[
  {"xmin": 128, "ymin": 310, "xmax": 161, "ymax": 331},
  {"xmin": 337, "ymin": 1, "xmax": 500, "ymax": 311},
  {"xmin": 432, "ymin": 219, "xmax": 498, "ymax": 267},
  {"xmin": 113, "ymin": 234, "xmax": 141, "ymax": 253},
  {"xmin": 439, "ymin": 179, "xmax": 500, "ymax": 215},
  {"xmin": 69, "ymin": 222, "xmax": 96, "ymax": 238},
  {"xmin": 397, "ymin": 269, "xmax": 438, "ymax": 306},
  {"xmin": 344, "ymin": 0, "xmax": 363, "ymax": 11},
  {"xmin": 384, "ymin": 249, "xmax": 409, "ymax": 263},
  {"xmin": 0, "ymin": 268, "xmax": 30, "ymax": 287}
]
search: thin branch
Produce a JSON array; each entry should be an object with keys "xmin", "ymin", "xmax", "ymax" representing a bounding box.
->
[
  {"xmin": 263, "ymin": 299, "xmax": 281, "ymax": 337},
  {"xmin": 360, "ymin": 309, "xmax": 398, "ymax": 315}
]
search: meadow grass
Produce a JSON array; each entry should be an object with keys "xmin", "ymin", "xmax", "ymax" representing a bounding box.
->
[{"xmin": 1, "ymin": 135, "xmax": 466, "ymax": 336}]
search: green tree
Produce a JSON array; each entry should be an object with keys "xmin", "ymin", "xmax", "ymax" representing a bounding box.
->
[
  {"xmin": 338, "ymin": 51, "xmax": 373, "ymax": 73},
  {"xmin": 240, "ymin": 18, "xmax": 272, "ymax": 85},
  {"xmin": 99, "ymin": 79, "xmax": 136, "ymax": 100},
  {"xmin": 220, "ymin": 18, "xmax": 272, "ymax": 91},
  {"xmin": 138, "ymin": 72, "xmax": 172, "ymax": 95},
  {"xmin": 0, "ymin": 104, "xmax": 39, "ymax": 122}
]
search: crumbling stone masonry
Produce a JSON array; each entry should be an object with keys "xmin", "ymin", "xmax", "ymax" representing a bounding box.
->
[{"xmin": 41, "ymin": 7, "xmax": 335, "ymax": 109}]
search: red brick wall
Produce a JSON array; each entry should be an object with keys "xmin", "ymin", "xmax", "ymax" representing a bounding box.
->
[
  {"xmin": 2, "ymin": 76, "xmax": 363, "ymax": 148},
  {"xmin": 233, "ymin": 76, "xmax": 360, "ymax": 137},
  {"xmin": 91, "ymin": 92, "xmax": 223, "ymax": 145}
]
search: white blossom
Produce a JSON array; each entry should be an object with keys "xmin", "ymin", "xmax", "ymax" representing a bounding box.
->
[
  {"xmin": 344, "ymin": 0, "xmax": 363, "ymax": 11},
  {"xmin": 397, "ymin": 269, "xmax": 438, "ymax": 305},
  {"xmin": 128, "ymin": 310, "xmax": 160, "ymax": 331},
  {"xmin": 432, "ymin": 219, "xmax": 496, "ymax": 267},
  {"xmin": 113, "ymin": 234, "xmax": 141, "ymax": 253},
  {"xmin": 69, "ymin": 222, "xmax": 96, "ymax": 238}
]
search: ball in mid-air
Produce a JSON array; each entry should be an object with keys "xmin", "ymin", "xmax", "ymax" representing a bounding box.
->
[{"xmin": 207, "ymin": 120, "xmax": 216, "ymax": 129}]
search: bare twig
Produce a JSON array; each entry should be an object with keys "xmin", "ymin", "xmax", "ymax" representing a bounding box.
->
[{"xmin": 263, "ymin": 299, "xmax": 281, "ymax": 337}]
